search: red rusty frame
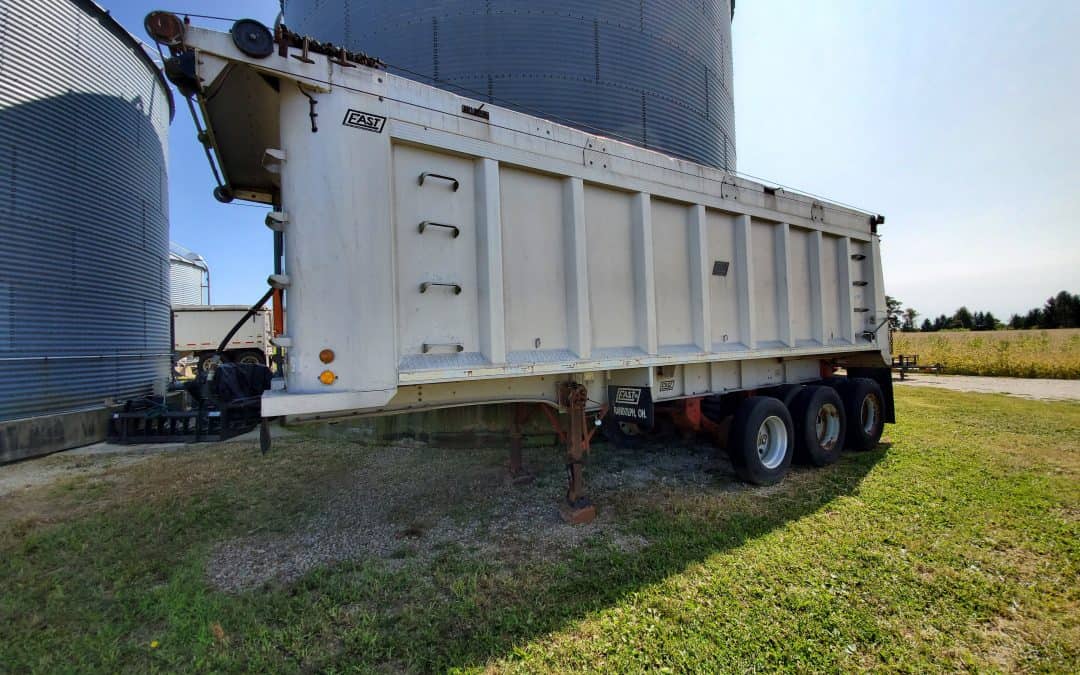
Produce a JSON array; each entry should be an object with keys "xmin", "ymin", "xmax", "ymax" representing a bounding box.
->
[
  {"xmin": 538, "ymin": 399, "xmax": 607, "ymax": 450},
  {"xmin": 661, "ymin": 396, "xmax": 723, "ymax": 440},
  {"xmin": 272, "ymin": 288, "xmax": 285, "ymax": 336},
  {"xmin": 519, "ymin": 382, "xmax": 608, "ymax": 524},
  {"xmin": 820, "ymin": 359, "xmax": 838, "ymax": 379},
  {"xmin": 507, "ymin": 402, "xmax": 534, "ymax": 483}
]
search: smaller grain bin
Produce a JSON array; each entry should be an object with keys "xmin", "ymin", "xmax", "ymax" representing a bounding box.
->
[
  {"xmin": 0, "ymin": 0, "xmax": 173, "ymax": 461},
  {"xmin": 169, "ymin": 243, "xmax": 210, "ymax": 306}
]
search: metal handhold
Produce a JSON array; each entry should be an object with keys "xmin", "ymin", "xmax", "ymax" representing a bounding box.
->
[
  {"xmin": 418, "ymin": 172, "xmax": 460, "ymax": 191},
  {"xmin": 419, "ymin": 282, "xmax": 462, "ymax": 295},
  {"xmin": 422, "ymin": 342, "xmax": 465, "ymax": 354},
  {"xmin": 418, "ymin": 221, "xmax": 461, "ymax": 237}
]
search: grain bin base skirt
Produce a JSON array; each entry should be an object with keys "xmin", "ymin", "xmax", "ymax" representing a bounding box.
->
[
  {"xmin": 0, "ymin": 392, "xmax": 189, "ymax": 464},
  {"xmin": 0, "ymin": 406, "xmax": 119, "ymax": 464}
]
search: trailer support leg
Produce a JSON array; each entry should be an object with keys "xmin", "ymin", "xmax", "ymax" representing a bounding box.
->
[
  {"xmin": 558, "ymin": 382, "xmax": 596, "ymax": 525},
  {"xmin": 260, "ymin": 418, "xmax": 272, "ymax": 454},
  {"xmin": 507, "ymin": 403, "xmax": 534, "ymax": 485}
]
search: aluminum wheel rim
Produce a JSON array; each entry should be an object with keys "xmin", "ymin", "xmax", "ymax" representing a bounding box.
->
[
  {"xmin": 861, "ymin": 394, "xmax": 881, "ymax": 435},
  {"xmin": 756, "ymin": 415, "xmax": 788, "ymax": 469},
  {"xmin": 816, "ymin": 402, "xmax": 842, "ymax": 450}
]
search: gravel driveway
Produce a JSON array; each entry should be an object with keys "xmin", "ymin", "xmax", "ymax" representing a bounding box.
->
[{"xmin": 895, "ymin": 374, "xmax": 1080, "ymax": 401}]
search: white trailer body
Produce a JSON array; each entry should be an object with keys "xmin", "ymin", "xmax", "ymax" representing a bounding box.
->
[
  {"xmin": 172, "ymin": 305, "xmax": 271, "ymax": 366},
  {"xmin": 166, "ymin": 23, "xmax": 891, "ymax": 421}
]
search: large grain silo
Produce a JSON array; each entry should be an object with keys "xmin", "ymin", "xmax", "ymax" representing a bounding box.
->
[
  {"xmin": 282, "ymin": 0, "xmax": 737, "ymax": 169},
  {"xmin": 0, "ymin": 0, "xmax": 173, "ymax": 461}
]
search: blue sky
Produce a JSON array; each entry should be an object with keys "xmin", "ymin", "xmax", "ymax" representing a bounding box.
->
[{"xmin": 106, "ymin": 0, "xmax": 1079, "ymax": 320}]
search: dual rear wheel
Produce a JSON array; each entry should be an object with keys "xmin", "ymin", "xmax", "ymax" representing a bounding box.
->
[
  {"xmin": 197, "ymin": 349, "xmax": 265, "ymax": 374},
  {"xmin": 727, "ymin": 378, "xmax": 884, "ymax": 485}
]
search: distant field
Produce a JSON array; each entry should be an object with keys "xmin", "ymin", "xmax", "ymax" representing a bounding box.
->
[{"xmin": 893, "ymin": 328, "xmax": 1080, "ymax": 379}]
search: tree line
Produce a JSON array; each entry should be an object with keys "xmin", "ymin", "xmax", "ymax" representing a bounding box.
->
[{"xmin": 886, "ymin": 290, "xmax": 1080, "ymax": 332}]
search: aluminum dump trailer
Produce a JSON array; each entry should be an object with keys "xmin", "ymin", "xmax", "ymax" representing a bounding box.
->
[
  {"xmin": 172, "ymin": 305, "xmax": 272, "ymax": 373},
  {"xmin": 149, "ymin": 15, "xmax": 893, "ymax": 521}
]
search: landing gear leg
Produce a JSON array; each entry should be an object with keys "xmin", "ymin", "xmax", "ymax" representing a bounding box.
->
[
  {"xmin": 558, "ymin": 382, "xmax": 596, "ymax": 525},
  {"xmin": 259, "ymin": 417, "xmax": 272, "ymax": 454},
  {"xmin": 508, "ymin": 403, "xmax": 535, "ymax": 485}
]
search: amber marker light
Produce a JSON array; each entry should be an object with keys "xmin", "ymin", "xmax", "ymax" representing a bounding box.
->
[
  {"xmin": 319, "ymin": 349, "xmax": 335, "ymax": 363},
  {"xmin": 319, "ymin": 370, "xmax": 336, "ymax": 385}
]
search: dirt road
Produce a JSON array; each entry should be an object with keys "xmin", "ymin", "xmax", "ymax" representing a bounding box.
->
[{"xmin": 895, "ymin": 374, "xmax": 1080, "ymax": 401}]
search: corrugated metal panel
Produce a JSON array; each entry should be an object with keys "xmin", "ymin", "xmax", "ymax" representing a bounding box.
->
[
  {"xmin": 169, "ymin": 258, "xmax": 206, "ymax": 306},
  {"xmin": 0, "ymin": 0, "xmax": 172, "ymax": 420},
  {"xmin": 283, "ymin": 0, "xmax": 736, "ymax": 169}
]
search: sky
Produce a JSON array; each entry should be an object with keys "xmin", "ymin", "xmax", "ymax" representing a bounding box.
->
[{"xmin": 104, "ymin": 0, "xmax": 1080, "ymax": 321}]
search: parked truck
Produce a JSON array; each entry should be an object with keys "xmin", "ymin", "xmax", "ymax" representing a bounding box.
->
[
  {"xmin": 172, "ymin": 305, "xmax": 272, "ymax": 375},
  {"xmin": 147, "ymin": 14, "xmax": 894, "ymax": 522}
]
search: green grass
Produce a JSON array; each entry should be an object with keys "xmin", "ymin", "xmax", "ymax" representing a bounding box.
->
[
  {"xmin": 893, "ymin": 328, "xmax": 1080, "ymax": 379},
  {"xmin": 1, "ymin": 388, "xmax": 1077, "ymax": 672}
]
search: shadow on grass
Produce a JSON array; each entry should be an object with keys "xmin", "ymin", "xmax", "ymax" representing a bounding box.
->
[
  {"xmin": 282, "ymin": 441, "xmax": 890, "ymax": 671},
  {"xmin": 0, "ymin": 436, "xmax": 889, "ymax": 671}
]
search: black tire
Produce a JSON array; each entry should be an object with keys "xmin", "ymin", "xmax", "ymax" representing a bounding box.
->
[
  {"xmin": 771, "ymin": 384, "xmax": 805, "ymax": 408},
  {"xmin": 701, "ymin": 394, "xmax": 737, "ymax": 424},
  {"xmin": 601, "ymin": 413, "xmax": 646, "ymax": 449},
  {"xmin": 790, "ymin": 385, "xmax": 846, "ymax": 466},
  {"xmin": 727, "ymin": 396, "xmax": 794, "ymax": 485},
  {"xmin": 233, "ymin": 350, "xmax": 265, "ymax": 366},
  {"xmin": 840, "ymin": 377, "xmax": 885, "ymax": 451},
  {"xmin": 819, "ymin": 376, "xmax": 849, "ymax": 393},
  {"xmin": 197, "ymin": 352, "xmax": 219, "ymax": 374}
]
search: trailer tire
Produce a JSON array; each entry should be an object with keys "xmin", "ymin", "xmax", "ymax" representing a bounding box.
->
[
  {"xmin": 819, "ymin": 376, "xmax": 849, "ymax": 393},
  {"xmin": 234, "ymin": 350, "xmax": 265, "ymax": 366},
  {"xmin": 727, "ymin": 396, "xmax": 794, "ymax": 485},
  {"xmin": 197, "ymin": 352, "xmax": 219, "ymax": 374},
  {"xmin": 840, "ymin": 377, "xmax": 885, "ymax": 451},
  {"xmin": 701, "ymin": 394, "xmax": 737, "ymax": 424},
  {"xmin": 790, "ymin": 385, "xmax": 846, "ymax": 466},
  {"xmin": 772, "ymin": 384, "xmax": 805, "ymax": 408},
  {"xmin": 601, "ymin": 413, "xmax": 646, "ymax": 449}
]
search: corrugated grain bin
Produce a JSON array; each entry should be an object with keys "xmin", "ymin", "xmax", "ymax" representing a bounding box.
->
[
  {"xmin": 282, "ymin": 0, "xmax": 737, "ymax": 169},
  {"xmin": 0, "ymin": 0, "xmax": 173, "ymax": 433},
  {"xmin": 169, "ymin": 243, "xmax": 209, "ymax": 306}
]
